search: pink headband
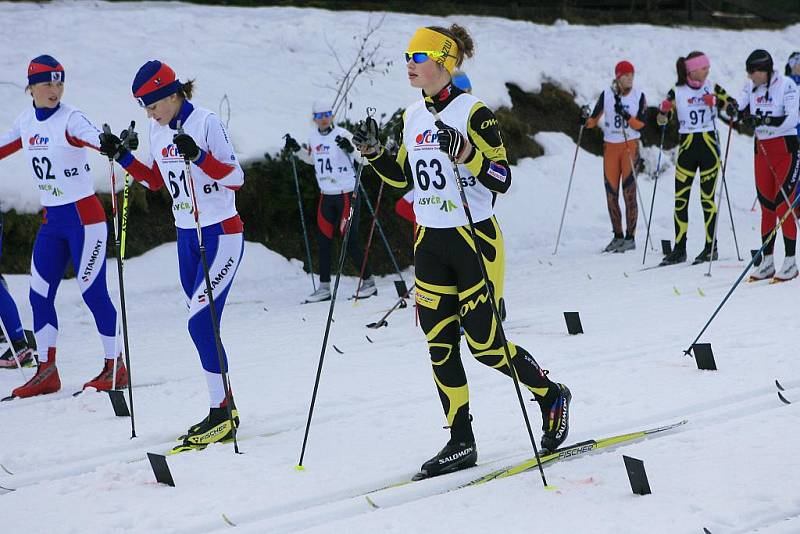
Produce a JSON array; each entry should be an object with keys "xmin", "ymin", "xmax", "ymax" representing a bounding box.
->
[{"xmin": 685, "ymin": 54, "xmax": 710, "ymax": 73}]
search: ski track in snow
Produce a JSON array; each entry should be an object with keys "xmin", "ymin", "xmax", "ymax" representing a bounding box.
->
[{"xmin": 2, "ymin": 3, "xmax": 800, "ymax": 533}]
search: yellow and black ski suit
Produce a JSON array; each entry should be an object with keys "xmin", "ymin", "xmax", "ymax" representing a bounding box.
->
[
  {"xmin": 661, "ymin": 84, "xmax": 734, "ymax": 250},
  {"xmin": 367, "ymin": 85, "xmax": 559, "ymax": 441}
]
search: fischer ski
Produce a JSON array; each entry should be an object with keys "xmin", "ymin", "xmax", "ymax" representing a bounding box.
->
[{"xmin": 364, "ymin": 419, "xmax": 687, "ymax": 508}]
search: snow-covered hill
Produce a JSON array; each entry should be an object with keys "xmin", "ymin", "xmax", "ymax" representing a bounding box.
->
[{"xmin": 1, "ymin": 3, "xmax": 799, "ymax": 534}]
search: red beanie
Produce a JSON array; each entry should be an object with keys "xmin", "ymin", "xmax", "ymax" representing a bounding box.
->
[{"xmin": 615, "ymin": 60, "xmax": 635, "ymax": 78}]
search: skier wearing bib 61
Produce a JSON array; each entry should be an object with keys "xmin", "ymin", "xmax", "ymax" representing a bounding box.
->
[
  {"xmin": 99, "ymin": 60, "xmax": 244, "ymax": 451},
  {"xmin": 0, "ymin": 55, "xmax": 125, "ymax": 400},
  {"xmin": 353, "ymin": 24, "xmax": 571, "ymax": 480}
]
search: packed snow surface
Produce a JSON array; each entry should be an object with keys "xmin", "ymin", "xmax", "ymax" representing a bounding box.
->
[{"xmin": 1, "ymin": 2, "xmax": 799, "ymax": 533}]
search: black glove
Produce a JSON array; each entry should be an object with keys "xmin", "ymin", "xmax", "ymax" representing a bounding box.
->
[
  {"xmin": 614, "ymin": 101, "xmax": 631, "ymax": 121},
  {"xmin": 173, "ymin": 133, "xmax": 201, "ymax": 161},
  {"xmin": 741, "ymin": 113, "xmax": 759, "ymax": 128},
  {"xmin": 99, "ymin": 131, "xmax": 128, "ymax": 162},
  {"xmin": 435, "ymin": 120, "xmax": 468, "ymax": 161},
  {"xmin": 724, "ymin": 102, "xmax": 739, "ymax": 121},
  {"xmin": 578, "ymin": 105, "xmax": 591, "ymax": 126},
  {"xmin": 120, "ymin": 125, "xmax": 138, "ymax": 152},
  {"xmin": 335, "ymin": 135, "xmax": 354, "ymax": 154},
  {"xmin": 352, "ymin": 116, "xmax": 380, "ymax": 156},
  {"xmin": 283, "ymin": 134, "xmax": 301, "ymax": 154}
]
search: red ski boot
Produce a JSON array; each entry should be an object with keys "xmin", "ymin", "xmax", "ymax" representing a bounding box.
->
[
  {"xmin": 9, "ymin": 348, "xmax": 60, "ymax": 399},
  {"xmin": 82, "ymin": 356, "xmax": 128, "ymax": 392}
]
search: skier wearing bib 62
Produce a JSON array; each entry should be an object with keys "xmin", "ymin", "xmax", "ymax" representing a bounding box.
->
[
  {"xmin": 353, "ymin": 24, "xmax": 571, "ymax": 479},
  {"xmin": 0, "ymin": 55, "xmax": 124, "ymax": 400},
  {"xmin": 99, "ymin": 60, "xmax": 244, "ymax": 451}
]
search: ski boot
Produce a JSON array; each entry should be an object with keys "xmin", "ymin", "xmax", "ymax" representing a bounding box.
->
[
  {"xmin": 305, "ymin": 282, "xmax": 331, "ymax": 303},
  {"xmin": 9, "ymin": 349, "xmax": 60, "ymax": 399},
  {"xmin": 603, "ymin": 236, "xmax": 624, "ymax": 253},
  {"xmin": 659, "ymin": 243, "xmax": 687, "ymax": 266},
  {"xmin": 414, "ymin": 416, "xmax": 477, "ymax": 480},
  {"xmin": 691, "ymin": 243, "xmax": 719, "ymax": 265},
  {"xmin": 0, "ymin": 338, "xmax": 36, "ymax": 369},
  {"xmin": 413, "ymin": 437, "xmax": 477, "ymax": 481},
  {"xmin": 540, "ymin": 383, "xmax": 571, "ymax": 452},
  {"xmin": 772, "ymin": 256, "xmax": 798, "ymax": 283},
  {"xmin": 172, "ymin": 399, "xmax": 240, "ymax": 454},
  {"xmin": 352, "ymin": 276, "xmax": 377, "ymax": 300},
  {"xmin": 613, "ymin": 236, "xmax": 636, "ymax": 253},
  {"xmin": 749, "ymin": 254, "xmax": 775, "ymax": 282},
  {"xmin": 82, "ymin": 356, "xmax": 128, "ymax": 392}
]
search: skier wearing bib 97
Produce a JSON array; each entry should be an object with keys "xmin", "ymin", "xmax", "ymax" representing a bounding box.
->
[
  {"xmin": 583, "ymin": 61, "xmax": 647, "ymax": 254},
  {"xmin": 352, "ymin": 24, "xmax": 571, "ymax": 479},
  {"xmin": 284, "ymin": 101, "xmax": 376, "ymax": 303},
  {"xmin": 99, "ymin": 60, "xmax": 244, "ymax": 450},
  {"xmin": 656, "ymin": 51, "xmax": 737, "ymax": 266},
  {"xmin": 0, "ymin": 55, "xmax": 124, "ymax": 400}
]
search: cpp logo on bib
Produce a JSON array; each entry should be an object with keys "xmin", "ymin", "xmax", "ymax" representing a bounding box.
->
[
  {"xmin": 162, "ymin": 144, "xmax": 182, "ymax": 159},
  {"xmin": 415, "ymin": 129, "xmax": 439, "ymax": 150},
  {"xmin": 29, "ymin": 134, "xmax": 49, "ymax": 148}
]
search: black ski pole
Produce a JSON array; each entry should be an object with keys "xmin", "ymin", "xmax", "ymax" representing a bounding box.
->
[
  {"xmin": 177, "ymin": 120, "xmax": 240, "ymax": 453},
  {"xmin": 684, "ymin": 192, "xmax": 800, "ymax": 356},
  {"xmin": 102, "ymin": 122, "xmax": 137, "ymax": 439},
  {"xmin": 616, "ymin": 96, "xmax": 655, "ymax": 252},
  {"xmin": 553, "ymin": 123, "xmax": 585, "ymax": 255},
  {"xmin": 707, "ymin": 116, "xmax": 736, "ymax": 276},
  {"xmin": 357, "ymin": 179, "xmax": 407, "ymax": 292},
  {"xmin": 297, "ymin": 108, "xmax": 375, "ymax": 469},
  {"xmin": 366, "ymin": 283, "xmax": 415, "ymax": 329},
  {"xmin": 642, "ymin": 125, "xmax": 666, "ymax": 265},
  {"xmin": 285, "ymin": 137, "xmax": 316, "ymax": 292},
  {"xmin": 353, "ymin": 179, "xmax": 384, "ymax": 301},
  {"xmin": 427, "ymin": 107, "xmax": 549, "ymax": 488}
]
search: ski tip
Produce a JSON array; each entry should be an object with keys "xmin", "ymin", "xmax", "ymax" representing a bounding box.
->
[
  {"xmin": 0, "ymin": 463, "xmax": 13, "ymax": 475},
  {"xmin": 333, "ymin": 345, "xmax": 344, "ymax": 355},
  {"xmin": 778, "ymin": 392, "xmax": 791, "ymax": 405},
  {"xmin": 775, "ymin": 379, "xmax": 785, "ymax": 391},
  {"xmin": 221, "ymin": 513, "xmax": 237, "ymax": 527},
  {"xmin": 365, "ymin": 335, "xmax": 374, "ymax": 343},
  {"xmin": 365, "ymin": 495, "xmax": 380, "ymax": 509},
  {"xmin": 72, "ymin": 389, "xmax": 85, "ymax": 397},
  {"xmin": 0, "ymin": 484, "xmax": 16, "ymax": 494},
  {"xmin": 294, "ymin": 464, "xmax": 306, "ymax": 471},
  {"xmin": 0, "ymin": 395, "xmax": 16, "ymax": 402}
]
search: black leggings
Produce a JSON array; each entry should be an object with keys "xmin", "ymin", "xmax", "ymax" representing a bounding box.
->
[
  {"xmin": 673, "ymin": 131, "xmax": 720, "ymax": 248},
  {"xmin": 316, "ymin": 192, "xmax": 370, "ymax": 283},
  {"xmin": 414, "ymin": 216, "xmax": 556, "ymax": 440}
]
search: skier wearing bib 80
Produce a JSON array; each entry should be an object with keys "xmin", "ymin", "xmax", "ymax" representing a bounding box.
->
[
  {"xmin": 99, "ymin": 61, "xmax": 244, "ymax": 450},
  {"xmin": 353, "ymin": 24, "xmax": 571, "ymax": 479},
  {"xmin": 0, "ymin": 56, "xmax": 124, "ymax": 400},
  {"xmin": 583, "ymin": 61, "xmax": 647, "ymax": 254},
  {"xmin": 656, "ymin": 52, "xmax": 737, "ymax": 266}
]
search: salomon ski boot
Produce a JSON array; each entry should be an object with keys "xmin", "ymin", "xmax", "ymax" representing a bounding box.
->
[{"xmin": 540, "ymin": 383, "xmax": 571, "ymax": 452}]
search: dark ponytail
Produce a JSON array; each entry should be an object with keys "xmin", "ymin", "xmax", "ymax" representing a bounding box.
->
[
  {"xmin": 178, "ymin": 79, "xmax": 195, "ymax": 100},
  {"xmin": 676, "ymin": 51, "xmax": 705, "ymax": 86}
]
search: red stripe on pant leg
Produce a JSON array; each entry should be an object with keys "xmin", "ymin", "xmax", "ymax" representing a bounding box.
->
[
  {"xmin": 340, "ymin": 193, "xmax": 351, "ymax": 236},
  {"xmin": 317, "ymin": 195, "xmax": 333, "ymax": 239}
]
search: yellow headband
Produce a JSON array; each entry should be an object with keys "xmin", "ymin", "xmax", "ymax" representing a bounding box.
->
[{"xmin": 407, "ymin": 27, "xmax": 459, "ymax": 74}]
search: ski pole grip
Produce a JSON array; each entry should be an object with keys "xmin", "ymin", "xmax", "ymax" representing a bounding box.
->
[{"xmin": 102, "ymin": 124, "xmax": 114, "ymax": 161}]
